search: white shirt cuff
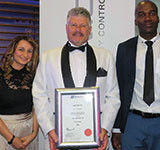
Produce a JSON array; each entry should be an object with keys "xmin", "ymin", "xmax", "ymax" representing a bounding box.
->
[{"xmin": 112, "ymin": 128, "xmax": 121, "ymax": 133}]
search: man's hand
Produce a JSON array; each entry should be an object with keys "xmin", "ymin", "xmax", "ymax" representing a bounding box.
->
[
  {"xmin": 48, "ymin": 129, "xmax": 59, "ymax": 150},
  {"xmin": 111, "ymin": 133, "xmax": 121, "ymax": 150},
  {"xmin": 99, "ymin": 128, "xmax": 108, "ymax": 150},
  {"xmin": 94, "ymin": 128, "xmax": 108, "ymax": 150}
]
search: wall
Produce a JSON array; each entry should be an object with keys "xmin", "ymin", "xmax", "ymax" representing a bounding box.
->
[
  {"xmin": 40, "ymin": 0, "xmax": 135, "ymax": 56},
  {"xmin": 0, "ymin": 0, "xmax": 39, "ymax": 60}
]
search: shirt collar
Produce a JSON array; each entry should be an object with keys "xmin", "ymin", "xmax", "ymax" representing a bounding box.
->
[
  {"xmin": 68, "ymin": 41, "xmax": 87, "ymax": 47},
  {"xmin": 139, "ymin": 33, "xmax": 160, "ymax": 44}
]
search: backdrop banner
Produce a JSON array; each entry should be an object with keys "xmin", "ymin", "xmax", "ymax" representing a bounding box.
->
[{"xmin": 40, "ymin": 0, "xmax": 135, "ymax": 55}]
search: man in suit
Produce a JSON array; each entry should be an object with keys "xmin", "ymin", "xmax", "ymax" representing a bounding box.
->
[
  {"xmin": 32, "ymin": 7, "xmax": 120, "ymax": 150},
  {"xmin": 112, "ymin": 1, "xmax": 160, "ymax": 150}
]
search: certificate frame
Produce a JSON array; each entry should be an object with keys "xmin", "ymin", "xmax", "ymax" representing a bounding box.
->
[{"xmin": 55, "ymin": 87, "xmax": 101, "ymax": 149}]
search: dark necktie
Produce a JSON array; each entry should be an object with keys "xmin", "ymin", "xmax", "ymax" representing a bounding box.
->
[
  {"xmin": 143, "ymin": 41, "xmax": 155, "ymax": 105},
  {"xmin": 68, "ymin": 43, "xmax": 87, "ymax": 52}
]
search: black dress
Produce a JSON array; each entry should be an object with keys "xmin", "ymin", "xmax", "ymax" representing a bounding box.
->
[{"xmin": 0, "ymin": 66, "xmax": 33, "ymax": 115}]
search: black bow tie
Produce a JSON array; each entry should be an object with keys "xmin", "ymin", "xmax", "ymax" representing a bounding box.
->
[{"xmin": 68, "ymin": 43, "xmax": 87, "ymax": 52}]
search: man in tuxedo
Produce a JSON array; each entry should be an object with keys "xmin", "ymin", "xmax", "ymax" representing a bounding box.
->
[
  {"xmin": 112, "ymin": 1, "xmax": 160, "ymax": 150},
  {"xmin": 32, "ymin": 7, "xmax": 120, "ymax": 150}
]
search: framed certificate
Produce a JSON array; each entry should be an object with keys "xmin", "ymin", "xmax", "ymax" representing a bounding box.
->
[{"xmin": 55, "ymin": 87, "xmax": 101, "ymax": 149}]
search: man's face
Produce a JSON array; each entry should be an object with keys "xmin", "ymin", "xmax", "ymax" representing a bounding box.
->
[
  {"xmin": 66, "ymin": 15, "xmax": 92, "ymax": 46},
  {"xmin": 135, "ymin": 2, "xmax": 159, "ymax": 39}
]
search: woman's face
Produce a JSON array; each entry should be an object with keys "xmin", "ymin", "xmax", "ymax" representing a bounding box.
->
[{"xmin": 12, "ymin": 40, "xmax": 34, "ymax": 70}]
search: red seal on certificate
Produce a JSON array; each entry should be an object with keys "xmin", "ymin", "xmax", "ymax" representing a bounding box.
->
[{"xmin": 84, "ymin": 129, "xmax": 92, "ymax": 136}]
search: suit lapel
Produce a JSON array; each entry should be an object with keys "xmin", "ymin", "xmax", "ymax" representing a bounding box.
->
[
  {"xmin": 127, "ymin": 37, "xmax": 138, "ymax": 83},
  {"xmin": 83, "ymin": 44, "xmax": 97, "ymax": 87},
  {"xmin": 61, "ymin": 42, "xmax": 97, "ymax": 88},
  {"xmin": 125, "ymin": 37, "xmax": 138, "ymax": 103},
  {"xmin": 61, "ymin": 42, "xmax": 75, "ymax": 88}
]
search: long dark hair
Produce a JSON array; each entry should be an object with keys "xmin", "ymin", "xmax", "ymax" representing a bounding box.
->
[{"xmin": 1, "ymin": 36, "xmax": 39, "ymax": 74}]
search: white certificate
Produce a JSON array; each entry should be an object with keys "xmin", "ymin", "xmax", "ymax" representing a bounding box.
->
[{"xmin": 55, "ymin": 87, "xmax": 101, "ymax": 149}]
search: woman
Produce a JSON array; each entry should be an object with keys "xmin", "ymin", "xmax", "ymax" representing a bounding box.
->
[{"xmin": 0, "ymin": 36, "xmax": 39, "ymax": 150}]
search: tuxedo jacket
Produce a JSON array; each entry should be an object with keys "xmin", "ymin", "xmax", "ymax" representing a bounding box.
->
[
  {"xmin": 32, "ymin": 43, "xmax": 120, "ymax": 136},
  {"xmin": 113, "ymin": 36, "xmax": 138, "ymax": 132}
]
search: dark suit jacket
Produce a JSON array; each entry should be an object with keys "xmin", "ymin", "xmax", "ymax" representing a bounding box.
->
[{"xmin": 113, "ymin": 36, "xmax": 138, "ymax": 133}]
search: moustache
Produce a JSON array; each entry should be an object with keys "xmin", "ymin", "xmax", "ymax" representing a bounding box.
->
[{"xmin": 73, "ymin": 32, "xmax": 84, "ymax": 36}]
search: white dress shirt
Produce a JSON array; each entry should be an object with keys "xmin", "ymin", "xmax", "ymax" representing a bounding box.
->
[
  {"xmin": 130, "ymin": 34, "xmax": 160, "ymax": 113},
  {"xmin": 69, "ymin": 42, "xmax": 86, "ymax": 87}
]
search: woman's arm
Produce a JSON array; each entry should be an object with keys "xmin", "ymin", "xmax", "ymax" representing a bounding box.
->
[
  {"xmin": 20, "ymin": 109, "xmax": 39, "ymax": 146},
  {"xmin": 0, "ymin": 117, "xmax": 13, "ymax": 142},
  {"xmin": 0, "ymin": 117, "xmax": 26, "ymax": 149},
  {"xmin": 32, "ymin": 109, "xmax": 39, "ymax": 138}
]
